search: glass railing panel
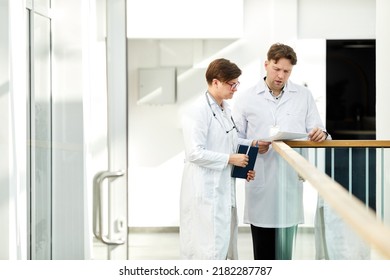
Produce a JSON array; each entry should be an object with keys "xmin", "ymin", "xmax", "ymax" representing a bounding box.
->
[{"xmin": 273, "ymin": 141, "xmax": 390, "ymax": 260}]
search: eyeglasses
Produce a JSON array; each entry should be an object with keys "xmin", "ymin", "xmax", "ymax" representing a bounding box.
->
[{"xmin": 225, "ymin": 81, "xmax": 240, "ymax": 90}]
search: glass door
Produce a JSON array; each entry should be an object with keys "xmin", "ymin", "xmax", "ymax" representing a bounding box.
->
[
  {"xmin": 26, "ymin": 0, "xmax": 52, "ymax": 260},
  {"xmin": 26, "ymin": 0, "xmax": 129, "ymax": 259}
]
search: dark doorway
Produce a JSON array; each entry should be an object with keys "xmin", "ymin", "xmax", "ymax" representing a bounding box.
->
[
  {"xmin": 325, "ymin": 39, "xmax": 376, "ymax": 210},
  {"xmin": 326, "ymin": 39, "xmax": 376, "ymax": 138}
]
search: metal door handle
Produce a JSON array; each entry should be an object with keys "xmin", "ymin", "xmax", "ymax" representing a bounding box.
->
[{"xmin": 93, "ymin": 170, "xmax": 125, "ymax": 245}]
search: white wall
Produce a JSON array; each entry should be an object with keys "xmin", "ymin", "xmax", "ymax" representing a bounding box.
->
[
  {"xmin": 0, "ymin": 0, "xmax": 11, "ymax": 259},
  {"xmin": 1, "ymin": 0, "xmax": 29, "ymax": 260},
  {"xmin": 126, "ymin": 0, "xmax": 376, "ymax": 227},
  {"xmin": 298, "ymin": 0, "xmax": 375, "ymax": 39}
]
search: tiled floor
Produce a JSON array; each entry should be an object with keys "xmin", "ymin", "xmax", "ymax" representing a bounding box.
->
[
  {"xmin": 94, "ymin": 225, "xmax": 386, "ymax": 260},
  {"xmin": 125, "ymin": 226, "xmax": 315, "ymax": 260}
]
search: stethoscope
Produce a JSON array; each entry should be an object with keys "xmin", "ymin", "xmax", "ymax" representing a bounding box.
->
[{"xmin": 205, "ymin": 92, "xmax": 239, "ymax": 134}]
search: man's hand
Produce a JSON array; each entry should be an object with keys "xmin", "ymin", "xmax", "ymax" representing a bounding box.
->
[
  {"xmin": 308, "ymin": 127, "xmax": 328, "ymax": 142},
  {"xmin": 252, "ymin": 140, "xmax": 272, "ymax": 154}
]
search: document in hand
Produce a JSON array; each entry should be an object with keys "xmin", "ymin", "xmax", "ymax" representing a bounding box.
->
[
  {"xmin": 231, "ymin": 145, "xmax": 259, "ymax": 179},
  {"xmin": 261, "ymin": 131, "xmax": 308, "ymax": 142}
]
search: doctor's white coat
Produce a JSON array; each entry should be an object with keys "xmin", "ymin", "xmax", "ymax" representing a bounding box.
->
[
  {"xmin": 232, "ymin": 80, "xmax": 326, "ymax": 228},
  {"xmin": 180, "ymin": 93, "xmax": 241, "ymax": 260},
  {"xmin": 233, "ymin": 79, "xmax": 368, "ymax": 259}
]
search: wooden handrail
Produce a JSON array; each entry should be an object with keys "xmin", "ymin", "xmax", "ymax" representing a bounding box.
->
[
  {"xmin": 283, "ymin": 140, "xmax": 390, "ymax": 148},
  {"xmin": 272, "ymin": 141, "xmax": 390, "ymax": 259}
]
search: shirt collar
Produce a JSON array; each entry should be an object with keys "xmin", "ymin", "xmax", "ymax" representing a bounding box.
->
[{"xmin": 256, "ymin": 78, "xmax": 294, "ymax": 95}]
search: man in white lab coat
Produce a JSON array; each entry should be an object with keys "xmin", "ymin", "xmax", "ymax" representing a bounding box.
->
[
  {"xmin": 232, "ymin": 43, "xmax": 328, "ymax": 260},
  {"xmin": 180, "ymin": 58, "xmax": 255, "ymax": 259}
]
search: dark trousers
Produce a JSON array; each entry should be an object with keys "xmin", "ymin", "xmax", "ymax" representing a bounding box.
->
[{"xmin": 250, "ymin": 224, "xmax": 297, "ymax": 260}]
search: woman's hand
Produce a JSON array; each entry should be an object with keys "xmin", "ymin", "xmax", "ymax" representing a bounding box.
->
[
  {"xmin": 246, "ymin": 170, "xmax": 255, "ymax": 182},
  {"xmin": 229, "ymin": 153, "xmax": 249, "ymax": 167}
]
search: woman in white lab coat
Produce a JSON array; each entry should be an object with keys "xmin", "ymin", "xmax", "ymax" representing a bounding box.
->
[{"xmin": 180, "ymin": 58, "xmax": 255, "ymax": 260}]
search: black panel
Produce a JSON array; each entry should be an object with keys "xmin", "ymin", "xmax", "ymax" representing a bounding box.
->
[{"xmin": 326, "ymin": 39, "xmax": 376, "ymax": 210}]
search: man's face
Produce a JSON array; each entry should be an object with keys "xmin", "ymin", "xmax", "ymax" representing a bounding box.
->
[{"xmin": 265, "ymin": 58, "xmax": 293, "ymax": 92}]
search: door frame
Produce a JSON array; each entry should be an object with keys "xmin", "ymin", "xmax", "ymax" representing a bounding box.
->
[{"xmin": 92, "ymin": 0, "xmax": 129, "ymax": 259}]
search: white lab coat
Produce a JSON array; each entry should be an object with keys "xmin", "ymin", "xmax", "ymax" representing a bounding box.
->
[
  {"xmin": 180, "ymin": 92, "xmax": 241, "ymax": 260},
  {"xmin": 232, "ymin": 80, "xmax": 326, "ymax": 227}
]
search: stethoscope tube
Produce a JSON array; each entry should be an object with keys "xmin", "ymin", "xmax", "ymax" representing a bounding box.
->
[{"xmin": 205, "ymin": 92, "xmax": 239, "ymax": 134}]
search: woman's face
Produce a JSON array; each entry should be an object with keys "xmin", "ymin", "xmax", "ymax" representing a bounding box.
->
[{"xmin": 215, "ymin": 78, "xmax": 240, "ymax": 101}]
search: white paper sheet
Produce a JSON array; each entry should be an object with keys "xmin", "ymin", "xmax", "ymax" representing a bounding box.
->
[{"xmin": 261, "ymin": 131, "xmax": 308, "ymax": 142}]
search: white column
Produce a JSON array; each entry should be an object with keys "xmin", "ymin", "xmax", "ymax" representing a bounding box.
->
[
  {"xmin": 376, "ymin": 0, "xmax": 390, "ymax": 225},
  {"xmin": 376, "ymin": 2, "xmax": 390, "ymax": 138}
]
